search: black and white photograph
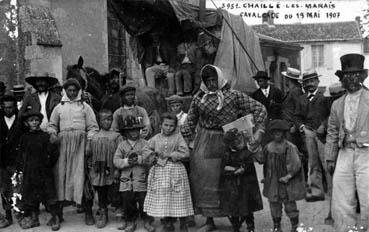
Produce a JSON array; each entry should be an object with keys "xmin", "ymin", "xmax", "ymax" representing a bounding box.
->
[{"xmin": 0, "ymin": 0, "xmax": 368, "ymax": 231}]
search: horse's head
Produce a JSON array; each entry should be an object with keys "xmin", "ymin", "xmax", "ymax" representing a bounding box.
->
[
  {"xmin": 66, "ymin": 56, "xmax": 88, "ymax": 90},
  {"xmin": 66, "ymin": 56, "xmax": 107, "ymax": 110}
]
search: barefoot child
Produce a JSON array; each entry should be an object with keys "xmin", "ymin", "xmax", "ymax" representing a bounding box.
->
[
  {"xmin": 257, "ymin": 119, "xmax": 305, "ymax": 232},
  {"xmin": 87, "ymin": 109, "xmax": 122, "ymax": 228},
  {"xmin": 113, "ymin": 115, "xmax": 154, "ymax": 232},
  {"xmin": 221, "ymin": 128, "xmax": 263, "ymax": 232},
  {"xmin": 144, "ymin": 113, "xmax": 194, "ymax": 232},
  {"xmin": 16, "ymin": 109, "xmax": 60, "ymax": 230}
]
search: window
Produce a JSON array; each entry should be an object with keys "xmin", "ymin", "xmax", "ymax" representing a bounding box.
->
[
  {"xmin": 311, "ymin": 44, "xmax": 324, "ymax": 68},
  {"xmin": 364, "ymin": 38, "xmax": 369, "ymax": 54},
  {"xmin": 107, "ymin": 3, "xmax": 127, "ymax": 76}
]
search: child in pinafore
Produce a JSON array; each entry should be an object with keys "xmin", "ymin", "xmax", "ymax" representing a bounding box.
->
[
  {"xmin": 87, "ymin": 109, "xmax": 122, "ymax": 228},
  {"xmin": 16, "ymin": 109, "xmax": 60, "ymax": 231},
  {"xmin": 113, "ymin": 115, "xmax": 154, "ymax": 232},
  {"xmin": 256, "ymin": 119, "xmax": 305, "ymax": 232},
  {"xmin": 221, "ymin": 128, "xmax": 263, "ymax": 232},
  {"xmin": 144, "ymin": 113, "xmax": 194, "ymax": 232}
]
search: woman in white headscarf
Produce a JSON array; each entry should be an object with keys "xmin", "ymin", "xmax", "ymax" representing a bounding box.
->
[{"xmin": 181, "ymin": 64, "xmax": 267, "ymax": 231}]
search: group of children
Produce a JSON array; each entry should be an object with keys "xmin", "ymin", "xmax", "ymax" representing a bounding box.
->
[{"xmin": 14, "ymin": 92, "xmax": 305, "ymax": 232}]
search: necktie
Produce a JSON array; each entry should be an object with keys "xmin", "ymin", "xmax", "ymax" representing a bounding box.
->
[{"xmin": 307, "ymin": 94, "xmax": 314, "ymax": 101}]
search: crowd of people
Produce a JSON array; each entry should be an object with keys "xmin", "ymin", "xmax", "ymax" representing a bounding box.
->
[{"xmin": 0, "ymin": 53, "xmax": 367, "ymax": 232}]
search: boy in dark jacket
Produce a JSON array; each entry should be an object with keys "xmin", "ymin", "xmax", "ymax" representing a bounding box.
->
[{"xmin": 16, "ymin": 109, "xmax": 60, "ymax": 231}]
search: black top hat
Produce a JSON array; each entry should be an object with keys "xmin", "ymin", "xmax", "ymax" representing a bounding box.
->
[
  {"xmin": 26, "ymin": 72, "xmax": 58, "ymax": 87},
  {"xmin": 302, "ymin": 70, "xmax": 321, "ymax": 82},
  {"xmin": 22, "ymin": 109, "xmax": 44, "ymax": 121},
  {"xmin": 335, "ymin": 54, "xmax": 368, "ymax": 79},
  {"xmin": 252, "ymin": 71, "xmax": 270, "ymax": 80},
  {"xmin": 119, "ymin": 115, "xmax": 145, "ymax": 131},
  {"xmin": 268, "ymin": 119, "xmax": 290, "ymax": 131}
]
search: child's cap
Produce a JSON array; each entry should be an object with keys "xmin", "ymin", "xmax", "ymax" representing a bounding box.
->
[
  {"xmin": 119, "ymin": 115, "xmax": 144, "ymax": 132},
  {"xmin": 268, "ymin": 119, "xmax": 290, "ymax": 131},
  {"xmin": 165, "ymin": 95, "xmax": 183, "ymax": 105},
  {"xmin": 22, "ymin": 109, "xmax": 44, "ymax": 122}
]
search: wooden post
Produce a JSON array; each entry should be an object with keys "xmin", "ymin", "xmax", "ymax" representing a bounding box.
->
[{"xmin": 199, "ymin": 0, "xmax": 205, "ymax": 22}]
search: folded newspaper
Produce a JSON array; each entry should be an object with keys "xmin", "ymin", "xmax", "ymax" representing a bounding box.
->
[
  {"xmin": 222, "ymin": 114, "xmax": 254, "ymax": 133},
  {"xmin": 222, "ymin": 114, "xmax": 261, "ymax": 152}
]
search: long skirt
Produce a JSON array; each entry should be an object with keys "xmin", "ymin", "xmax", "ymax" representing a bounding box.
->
[
  {"xmin": 144, "ymin": 161, "xmax": 194, "ymax": 217},
  {"xmin": 54, "ymin": 130, "xmax": 86, "ymax": 204},
  {"xmin": 190, "ymin": 127, "xmax": 226, "ymax": 217}
]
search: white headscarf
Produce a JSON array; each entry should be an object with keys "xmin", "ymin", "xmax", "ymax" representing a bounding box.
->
[{"xmin": 200, "ymin": 64, "xmax": 227, "ymax": 111}]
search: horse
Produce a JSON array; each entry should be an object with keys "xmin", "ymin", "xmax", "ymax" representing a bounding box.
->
[{"xmin": 66, "ymin": 56, "xmax": 167, "ymax": 137}]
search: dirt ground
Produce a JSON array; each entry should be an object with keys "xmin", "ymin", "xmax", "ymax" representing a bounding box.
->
[{"xmin": 3, "ymin": 164, "xmax": 335, "ymax": 232}]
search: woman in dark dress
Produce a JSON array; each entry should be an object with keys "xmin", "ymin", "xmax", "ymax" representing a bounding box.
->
[
  {"xmin": 181, "ymin": 64, "xmax": 267, "ymax": 231},
  {"xmin": 221, "ymin": 128, "xmax": 263, "ymax": 232}
]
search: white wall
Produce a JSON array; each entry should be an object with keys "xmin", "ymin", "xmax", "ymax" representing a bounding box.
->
[{"xmin": 300, "ymin": 41, "xmax": 363, "ymax": 87}]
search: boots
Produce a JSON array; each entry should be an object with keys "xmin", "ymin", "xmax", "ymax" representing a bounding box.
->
[
  {"xmin": 20, "ymin": 212, "xmax": 40, "ymax": 229},
  {"xmin": 273, "ymin": 217, "xmax": 283, "ymax": 232},
  {"xmin": 186, "ymin": 215, "xmax": 196, "ymax": 227},
  {"xmin": 0, "ymin": 212, "xmax": 10, "ymax": 228},
  {"xmin": 95, "ymin": 208, "xmax": 107, "ymax": 228},
  {"xmin": 85, "ymin": 208, "xmax": 95, "ymax": 225},
  {"xmin": 245, "ymin": 214, "xmax": 255, "ymax": 232},
  {"xmin": 162, "ymin": 217, "xmax": 175, "ymax": 232},
  {"xmin": 179, "ymin": 217, "xmax": 188, "ymax": 232},
  {"xmin": 198, "ymin": 217, "xmax": 216, "ymax": 232},
  {"xmin": 290, "ymin": 217, "xmax": 299, "ymax": 232},
  {"xmin": 50, "ymin": 215, "xmax": 61, "ymax": 231},
  {"xmin": 144, "ymin": 217, "xmax": 156, "ymax": 232},
  {"xmin": 229, "ymin": 217, "xmax": 241, "ymax": 232},
  {"xmin": 5, "ymin": 210, "xmax": 12, "ymax": 225}
]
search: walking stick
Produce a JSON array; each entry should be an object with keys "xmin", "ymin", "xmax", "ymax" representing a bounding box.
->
[{"xmin": 324, "ymin": 168, "xmax": 334, "ymax": 225}]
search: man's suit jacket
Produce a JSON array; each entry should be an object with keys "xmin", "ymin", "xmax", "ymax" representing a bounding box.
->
[
  {"xmin": 251, "ymin": 85, "xmax": 284, "ymax": 120},
  {"xmin": 294, "ymin": 88, "xmax": 330, "ymax": 130},
  {"xmin": 0, "ymin": 114, "xmax": 23, "ymax": 168},
  {"xmin": 325, "ymin": 89, "xmax": 369, "ymax": 162},
  {"xmin": 18, "ymin": 91, "xmax": 61, "ymax": 121},
  {"xmin": 282, "ymin": 87, "xmax": 304, "ymax": 125}
]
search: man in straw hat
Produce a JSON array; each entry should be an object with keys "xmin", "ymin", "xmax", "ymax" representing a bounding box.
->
[
  {"xmin": 325, "ymin": 53, "xmax": 369, "ymax": 231},
  {"xmin": 11, "ymin": 84, "xmax": 25, "ymax": 110},
  {"xmin": 19, "ymin": 72, "xmax": 61, "ymax": 131},
  {"xmin": 294, "ymin": 70, "xmax": 330, "ymax": 202}
]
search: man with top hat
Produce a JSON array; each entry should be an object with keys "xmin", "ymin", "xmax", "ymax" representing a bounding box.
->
[
  {"xmin": 294, "ymin": 70, "xmax": 330, "ymax": 202},
  {"xmin": 251, "ymin": 71, "xmax": 284, "ymax": 121},
  {"xmin": 19, "ymin": 72, "xmax": 61, "ymax": 131},
  {"xmin": 325, "ymin": 53, "xmax": 369, "ymax": 231},
  {"xmin": 111, "ymin": 83, "xmax": 151, "ymax": 139}
]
